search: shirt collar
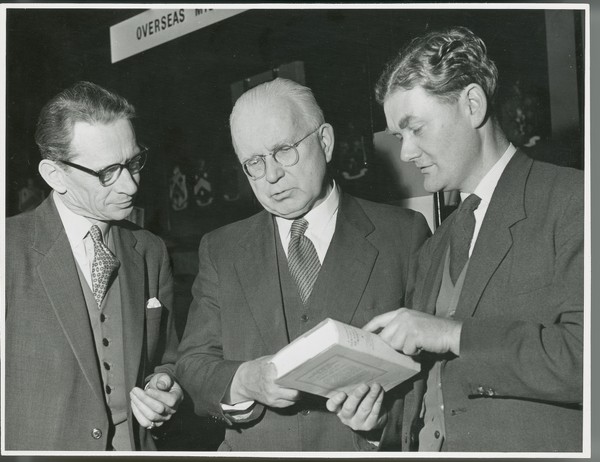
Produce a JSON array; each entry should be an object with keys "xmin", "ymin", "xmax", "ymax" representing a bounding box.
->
[
  {"xmin": 276, "ymin": 180, "xmax": 340, "ymax": 237},
  {"xmin": 52, "ymin": 192, "xmax": 110, "ymax": 245},
  {"xmin": 461, "ymin": 143, "xmax": 517, "ymax": 205}
]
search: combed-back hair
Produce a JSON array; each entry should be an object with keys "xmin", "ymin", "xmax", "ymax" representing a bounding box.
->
[
  {"xmin": 375, "ymin": 27, "xmax": 498, "ymax": 108},
  {"xmin": 35, "ymin": 81, "xmax": 136, "ymax": 161},
  {"xmin": 230, "ymin": 78, "xmax": 325, "ymax": 139}
]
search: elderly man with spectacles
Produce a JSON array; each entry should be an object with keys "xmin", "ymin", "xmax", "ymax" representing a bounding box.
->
[
  {"xmin": 5, "ymin": 81, "xmax": 183, "ymax": 451},
  {"xmin": 175, "ymin": 78, "xmax": 430, "ymax": 451}
]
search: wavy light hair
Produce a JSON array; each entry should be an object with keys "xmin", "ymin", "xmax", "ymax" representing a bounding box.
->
[{"xmin": 376, "ymin": 27, "xmax": 498, "ymax": 109}]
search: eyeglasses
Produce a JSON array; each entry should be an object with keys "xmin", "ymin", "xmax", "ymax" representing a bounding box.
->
[
  {"xmin": 60, "ymin": 146, "xmax": 148, "ymax": 187},
  {"xmin": 242, "ymin": 126, "xmax": 321, "ymax": 180}
]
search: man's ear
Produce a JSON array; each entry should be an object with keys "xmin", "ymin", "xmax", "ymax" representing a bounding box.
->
[
  {"xmin": 319, "ymin": 123, "xmax": 335, "ymax": 163},
  {"xmin": 38, "ymin": 159, "xmax": 67, "ymax": 194},
  {"xmin": 463, "ymin": 83, "xmax": 488, "ymax": 129}
]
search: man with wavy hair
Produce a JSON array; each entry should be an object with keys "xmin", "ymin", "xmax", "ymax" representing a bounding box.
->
[{"xmin": 366, "ymin": 27, "xmax": 583, "ymax": 452}]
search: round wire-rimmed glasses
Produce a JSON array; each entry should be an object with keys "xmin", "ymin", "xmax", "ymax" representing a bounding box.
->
[{"xmin": 242, "ymin": 126, "xmax": 321, "ymax": 180}]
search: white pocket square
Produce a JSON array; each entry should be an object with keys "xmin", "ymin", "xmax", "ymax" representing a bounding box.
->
[{"xmin": 146, "ymin": 297, "xmax": 162, "ymax": 309}]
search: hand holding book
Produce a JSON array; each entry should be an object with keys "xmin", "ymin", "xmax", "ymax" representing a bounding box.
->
[
  {"xmin": 270, "ymin": 318, "xmax": 420, "ymax": 399},
  {"xmin": 229, "ymin": 355, "xmax": 300, "ymax": 408},
  {"xmin": 326, "ymin": 382, "xmax": 388, "ymax": 432}
]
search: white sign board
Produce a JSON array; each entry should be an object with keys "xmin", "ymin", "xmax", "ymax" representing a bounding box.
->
[{"xmin": 110, "ymin": 8, "xmax": 245, "ymax": 63}]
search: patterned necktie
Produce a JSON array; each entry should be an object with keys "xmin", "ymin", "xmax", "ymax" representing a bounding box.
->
[
  {"xmin": 449, "ymin": 194, "xmax": 481, "ymax": 285},
  {"xmin": 89, "ymin": 224, "xmax": 120, "ymax": 308},
  {"xmin": 288, "ymin": 218, "xmax": 321, "ymax": 304}
]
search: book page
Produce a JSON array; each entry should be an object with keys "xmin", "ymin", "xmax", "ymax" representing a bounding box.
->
[
  {"xmin": 271, "ymin": 319, "xmax": 338, "ymax": 377},
  {"xmin": 276, "ymin": 343, "xmax": 420, "ymax": 398},
  {"xmin": 336, "ymin": 320, "xmax": 417, "ymax": 368}
]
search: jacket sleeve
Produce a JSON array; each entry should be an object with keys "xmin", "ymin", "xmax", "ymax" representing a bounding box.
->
[
  {"xmin": 151, "ymin": 236, "xmax": 179, "ymax": 378},
  {"xmin": 175, "ymin": 233, "xmax": 255, "ymax": 426},
  {"xmin": 404, "ymin": 211, "xmax": 432, "ymax": 309}
]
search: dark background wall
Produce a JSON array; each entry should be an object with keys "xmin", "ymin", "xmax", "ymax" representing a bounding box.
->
[
  {"xmin": 4, "ymin": 6, "xmax": 585, "ymax": 450},
  {"xmin": 6, "ymin": 8, "xmax": 584, "ymax": 229}
]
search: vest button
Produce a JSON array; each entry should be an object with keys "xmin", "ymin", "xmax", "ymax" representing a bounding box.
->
[
  {"xmin": 100, "ymin": 313, "xmax": 106, "ymax": 322},
  {"xmin": 91, "ymin": 428, "xmax": 102, "ymax": 439},
  {"xmin": 300, "ymin": 314, "xmax": 309, "ymax": 322},
  {"xmin": 434, "ymin": 430, "xmax": 441, "ymax": 439},
  {"xmin": 105, "ymin": 385, "xmax": 112, "ymax": 394},
  {"xmin": 102, "ymin": 338, "xmax": 109, "ymax": 347},
  {"xmin": 103, "ymin": 362, "xmax": 111, "ymax": 370}
]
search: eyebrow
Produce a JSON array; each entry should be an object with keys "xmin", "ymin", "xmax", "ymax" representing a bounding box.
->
[
  {"xmin": 98, "ymin": 148, "xmax": 144, "ymax": 170},
  {"xmin": 397, "ymin": 115, "xmax": 416, "ymax": 130},
  {"xmin": 247, "ymin": 139, "xmax": 293, "ymax": 159}
]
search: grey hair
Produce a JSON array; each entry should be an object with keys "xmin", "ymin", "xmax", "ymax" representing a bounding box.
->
[
  {"xmin": 230, "ymin": 78, "xmax": 324, "ymax": 138},
  {"xmin": 35, "ymin": 81, "xmax": 136, "ymax": 161}
]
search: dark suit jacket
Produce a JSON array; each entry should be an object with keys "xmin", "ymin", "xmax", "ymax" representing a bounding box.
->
[
  {"xmin": 176, "ymin": 193, "xmax": 430, "ymax": 451},
  {"xmin": 400, "ymin": 151, "xmax": 583, "ymax": 452},
  {"xmin": 5, "ymin": 194, "xmax": 179, "ymax": 451}
]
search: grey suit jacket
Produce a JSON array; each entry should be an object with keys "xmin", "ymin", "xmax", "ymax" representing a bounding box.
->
[
  {"xmin": 175, "ymin": 192, "xmax": 430, "ymax": 451},
  {"xmin": 399, "ymin": 150, "xmax": 583, "ymax": 452},
  {"xmin": 5, "ymin": 194, "xmax": 179, "ymax": 451}
]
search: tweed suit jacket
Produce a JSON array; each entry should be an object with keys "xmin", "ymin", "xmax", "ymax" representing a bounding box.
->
[
  {"xmin": 399, "ymin": 150, "xmax": 584, "ymax": 452},
  {"xmin": 5, "ymin": 194, "xmax": 179, "ymax": 451},
  {"xmin": 176, "ymin": 192, "xmax": 430, "ymax": 451}
]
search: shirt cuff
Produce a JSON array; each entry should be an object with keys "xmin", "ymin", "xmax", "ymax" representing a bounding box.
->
[
  {"xmin": 221, "ymin": 400, "xmax": 255, "ymax": 412},
  {"xmin": 221, "ymin": 400, "xmax": 256, "ymax": 421}
]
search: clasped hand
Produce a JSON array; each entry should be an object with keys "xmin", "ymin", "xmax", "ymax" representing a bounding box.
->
[{"xmin": 130, "ymin": 372, "xmax": 184, "ymax": 429}]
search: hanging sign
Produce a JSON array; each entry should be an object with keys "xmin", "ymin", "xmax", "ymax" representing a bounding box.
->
[{"xmin": 110, "ymin": 8, "xmax": 245, "ymax": 63}]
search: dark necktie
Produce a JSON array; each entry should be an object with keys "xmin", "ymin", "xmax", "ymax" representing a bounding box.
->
[
  {"xmin": 288, "ymin": 218, "xmax": 321, "ymax": 304},
  {"xmin": 89, "ymin": 224, "xmax": 120, "ymax": 308},
  {"xmin": 449, "ymin": 194, "xmax": 481, "ymax": 284}
]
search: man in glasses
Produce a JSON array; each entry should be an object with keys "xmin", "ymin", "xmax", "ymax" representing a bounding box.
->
[
  {"xmin": 5, "ymin": 81, "xmax": 183, "ymax": 450},
  {"xmin": 176, "ymin": 78, "xmax": 430, "ymax": 451}
]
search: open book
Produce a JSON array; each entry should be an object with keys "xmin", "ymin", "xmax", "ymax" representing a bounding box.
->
[{"xmin": 271, "ymin": 318, "xmax": 420, "ymax": 399}]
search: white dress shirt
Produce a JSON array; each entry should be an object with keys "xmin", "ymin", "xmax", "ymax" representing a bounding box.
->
[
  {"xmin": 52, "ymin": 192, "xmax": 111, "ymax": 289},
  {"xmin": 461, "ymin": 144, "xmax": 517, "ymax": 256},
  {"xmin": 275, "ymin": 180, "xmax": 340, "ymax": 263}
]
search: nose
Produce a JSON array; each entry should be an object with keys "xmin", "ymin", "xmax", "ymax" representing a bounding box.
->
[
  {"xmin": 263, "ymin": 156, "xmax": 285, "ymax": 184},
  {"xmin": 399, "ymin": 136, "xmax": 421, "ymax": 163},
  {"xmin": 114, "ymin": 167, "xmax": 139, "ymax": 195}
]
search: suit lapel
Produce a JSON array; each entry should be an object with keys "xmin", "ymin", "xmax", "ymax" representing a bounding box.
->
[
  {"xmin": 113, "ymin": 225, "xmax": 145, "ymax": 391},
  {"xmin": 455, "ymin": 150, "xmax": 531, "ymax": 318},
  {"xmin": 34, "ymin": 196, "xmax": 105, "ymax": 404},
  {"xmin": 235, "ymin": 211, "xmax": 290, "ymax": 351},
  {"xmin": 311, "ymin": 194, "xmax": 379, "ymax": 325}
]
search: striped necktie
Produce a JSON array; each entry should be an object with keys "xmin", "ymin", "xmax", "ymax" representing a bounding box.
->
[
  {"xmin": 449, "ymin": 194, "xmax": 481, "ymax": 284},
  {"xmin": 288, "ymin": 218, "xmax": 321, "ymax": 304},
  {"xmin": 89, "ymin": 225, "xmax": 120, "ymax": 308}
]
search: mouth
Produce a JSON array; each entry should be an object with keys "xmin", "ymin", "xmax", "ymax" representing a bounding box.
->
[
  {"xmin": 416, "ymin": 164, "xmax": 433, "ymax": 173},
  {"xmin": 271, "ymin": 189, "xmax": 292, "ymax": 200}
]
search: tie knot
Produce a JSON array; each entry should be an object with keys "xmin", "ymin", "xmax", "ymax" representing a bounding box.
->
[
  {"xmin": 459, "ymin": 194, "xmax": 481, "ymax": 214},
  {"xmin": 290, "ymin": 218, "xmax": 309, "ymax": 238},
  {"xmin": 89, "ymin": 224, "xmax": 104, "ymax": 245}
]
